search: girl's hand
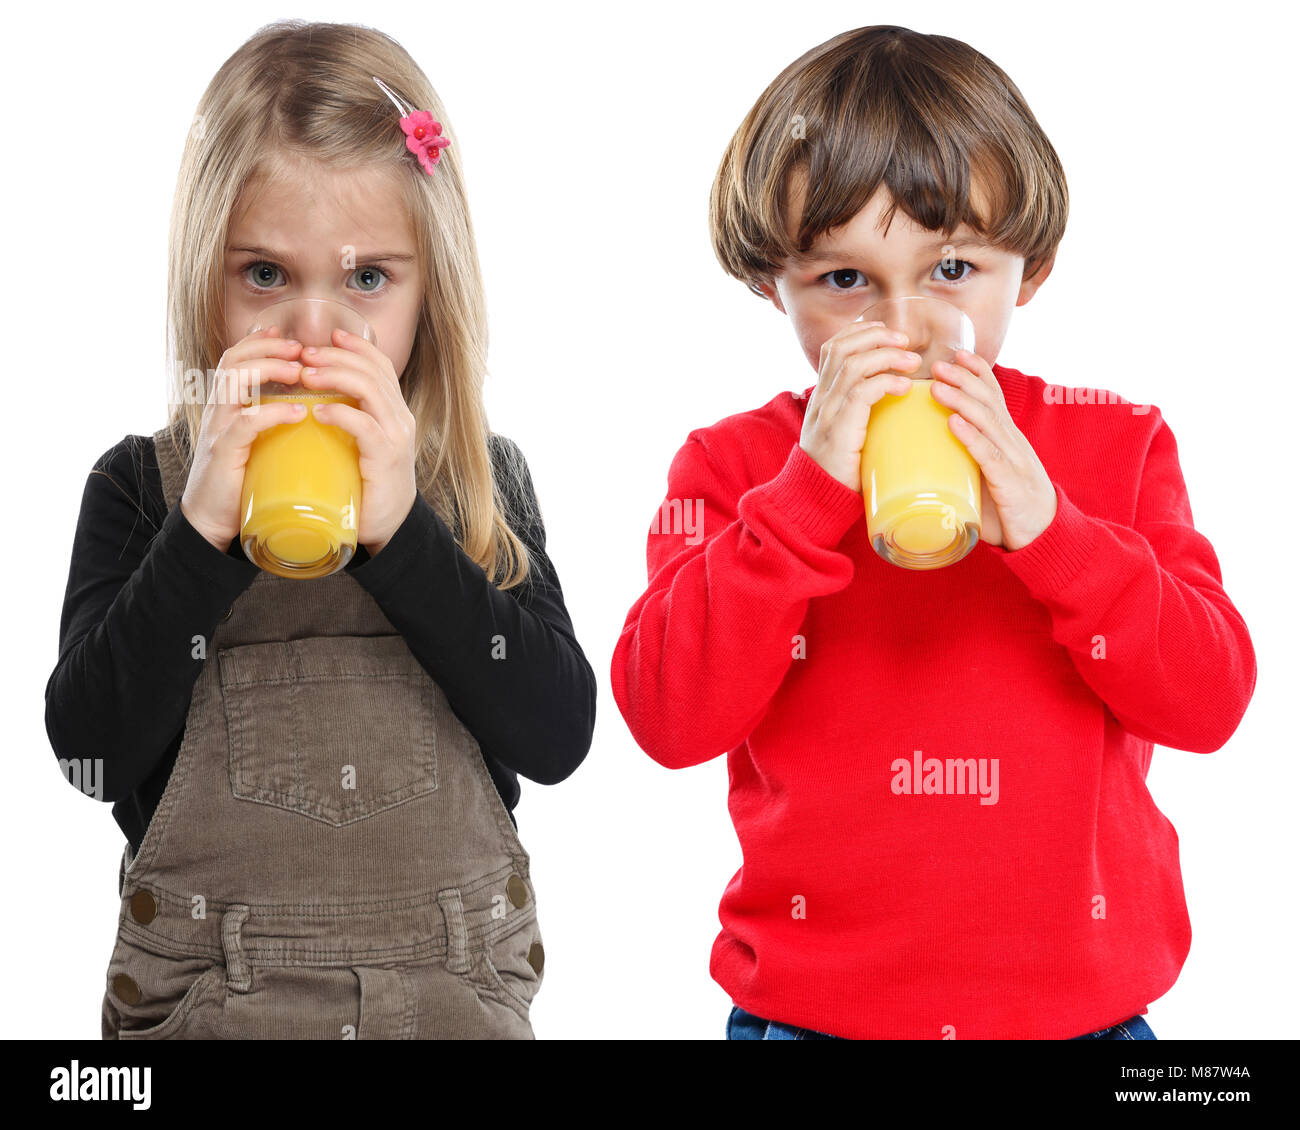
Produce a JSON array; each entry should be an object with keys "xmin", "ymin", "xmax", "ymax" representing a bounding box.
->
[
  {"xmin": 297, "ymin": 328, "xmax": 417, "ymax": 557},
  {"xmin": 801, "ymin": 320, "xmax": 921, "ymax": 493},
  {"xmin": 181, "ymin": 327, "xmax": 307, "ymax": 552},
  {"xmin": 929, "ymin": 348, "xmax": 1057, "ymax": 551}
]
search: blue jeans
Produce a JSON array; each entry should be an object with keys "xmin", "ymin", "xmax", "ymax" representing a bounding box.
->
[{"xmin": 725, "ymin": 1004, "xmax": 1156, "ymax": 1040}]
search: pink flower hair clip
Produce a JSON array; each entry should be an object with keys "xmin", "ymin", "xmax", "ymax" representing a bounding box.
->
[{"xmin": 373, "ymin": 76, "xmax": 451, "ymax": 174}]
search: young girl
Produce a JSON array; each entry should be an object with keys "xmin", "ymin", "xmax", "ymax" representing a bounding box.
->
[{"xmin": 46, "ymin": 20, "xmax": 595, "ymax": 1040}]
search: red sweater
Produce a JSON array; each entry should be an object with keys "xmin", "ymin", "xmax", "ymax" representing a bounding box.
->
[{"xmin": 611, "ymin": 363, "xmax": 1256, "ymax": 1039}]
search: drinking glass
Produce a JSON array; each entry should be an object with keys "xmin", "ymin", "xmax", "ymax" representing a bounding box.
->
[
  {"xmin": 239, "ymin": 298, "xmax": 377, "ymax": 580},
  {"xmin": 858, "ymin": 296, "xmax": 980, "ymax": 570}
]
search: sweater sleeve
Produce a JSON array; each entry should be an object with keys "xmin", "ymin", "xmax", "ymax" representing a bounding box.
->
[
  {"xmin": 611, "ymin": 436, "xmax": 866, "ymax": 768},
  {"xmin": 348, "ymin": 436, "xmax": 595, "ymax": 786},
  {"xmin": 45, "ymin": 440, "xmax": 262, "ymax": 803},
  {"xmin": 984, "ymin": 410, "xmax": 1256, "ymax": 752}
]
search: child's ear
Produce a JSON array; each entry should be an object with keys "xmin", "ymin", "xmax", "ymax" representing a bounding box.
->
[
  {"xmin": 1016, "ymin": 254, "xmax": 1056, "ymax": 306},
  {"xmin": 753, "ymin": 280, "xmax": 788, "ymax": 314}
]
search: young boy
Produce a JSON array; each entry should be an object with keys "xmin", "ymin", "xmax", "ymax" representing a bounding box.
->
[{"xmin": 610, "ymin": 25, "xmax": 1256, "ymax": 1039}]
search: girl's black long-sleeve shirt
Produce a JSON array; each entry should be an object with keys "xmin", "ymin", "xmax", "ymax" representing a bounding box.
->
[{"xmin": 46, "ymin": 433, "xmax": 595, "ymax": 853}]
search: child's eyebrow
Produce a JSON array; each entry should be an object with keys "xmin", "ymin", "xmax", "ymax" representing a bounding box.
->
[
  {"xmin": 226, "ymin": 244, "xmax": 416, "ymax": 264},
  {"xmin": 791, "ymin": 235, "xmax": 995, "ymax": 265}
]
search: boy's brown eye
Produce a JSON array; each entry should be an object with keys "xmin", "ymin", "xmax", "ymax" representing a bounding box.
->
[
  {"xmin": 934, "ymin": 259, "xmax": 976, "ymax": 283},
  {"xmin": 829, "ymin": 269, "xmax": 862, "ymax": 289}
]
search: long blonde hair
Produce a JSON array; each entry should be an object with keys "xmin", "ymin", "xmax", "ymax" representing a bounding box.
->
[{"xmin": 162, "ymin": 19, "xmax": 534, "ymax": 589}]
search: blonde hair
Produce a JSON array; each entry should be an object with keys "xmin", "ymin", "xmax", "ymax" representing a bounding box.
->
[
  {"xmin": 710, "ymin": 24, "xmax": 1069, "ymax": 294},
  {"xmin": 162, "ymin": 19, "xmax": 535, "ymax": 589}
]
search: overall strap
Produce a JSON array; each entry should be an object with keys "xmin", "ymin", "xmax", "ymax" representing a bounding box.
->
[{"xmin": 153, "ymin": 423, "xmax": 190, "ymax": 513}]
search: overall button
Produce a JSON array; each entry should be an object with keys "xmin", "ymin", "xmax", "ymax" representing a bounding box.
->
[
  {"xmin": 527, "ymin": 942, "xmax": 545, "ymax": 975},
  {"xmin": 129, "ymin": 890, "xmax": 158, "ymax": 924},
  {"xmin": 221, "ymin": 606, "xmax": 234, "ymax": 622},
  {"xmin": 112, "ymin": 974, "xmax": 142, "ymax": 1006},
  {"xmin": 506, "ymin": 874, "xmax": 528, "ymax": 908}
]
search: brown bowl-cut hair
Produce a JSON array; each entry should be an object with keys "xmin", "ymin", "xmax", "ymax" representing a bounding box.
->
[{"xmin": 709, "ymin": 25, "xmax": 1068, "ymax": 294}]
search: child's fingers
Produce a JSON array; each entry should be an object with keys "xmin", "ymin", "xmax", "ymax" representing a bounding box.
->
[
  {"xmin": 219, "ymin": 331, "xmax": 304, "ymax": 372},
  {"xmin": 205, "ymin": 332, "xmax": 304, "ymax": 413},
  {"xmin": 821, "ymin": 346, "xmax": 918, "ymax": 420},
  {"xmin": 832, "ymin": 370, "xmax": 912, "ymax": 426},
  {"xmin": 228, "ymin": 398, "xmax": 308, "ymax": 444},
  {"xmin": 299, "ymin": 359, "xmax": 406, "ymax": 436},
  {"xmin": 812, "ymin": 324, "xmax": 912, "ymax": 417},
  {"xmin": 208, "ymin": 358, "xmax": 304, "ymax": 417},
  {"xmin": 818, "ymin": 321, "xmax": 910, "ymax": 380}
]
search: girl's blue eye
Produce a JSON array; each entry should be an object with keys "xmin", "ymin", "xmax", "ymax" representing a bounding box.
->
[
  {"xmin": 244, "ymin": 261, "xmax": 285, "ymax": 289},
  {"xmin": 240, "ymin": 260, "xmax": 393, "ymax": 295},
  {"xmin": 349, "ymin": 266, "xmax": 390, "ymax": 293}
]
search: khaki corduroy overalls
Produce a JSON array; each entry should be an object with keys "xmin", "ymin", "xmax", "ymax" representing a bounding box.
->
[{"xmin": 100, "ymin": 426, "xmax": 544, "ymax": 1039}]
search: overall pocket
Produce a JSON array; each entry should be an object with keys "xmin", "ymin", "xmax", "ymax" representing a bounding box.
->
[
  {"xmin": 470, "ymin": 914, "xmax": 545, "ymax": 1021},
  {"xmin": 218, "ymin": 634, "xmax": 438, "ymax": 826},
  {"xmin": 103, "ymin": 932, "xmax": 224, "ymax": 1040}
]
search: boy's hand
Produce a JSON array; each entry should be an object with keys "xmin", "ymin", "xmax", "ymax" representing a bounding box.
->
[
  {"xmin": 800, "ymin": 320, "xmax": 920, "ymax": 493},
  {"xmin": 929, "ymin": 348, "xmax": 1057, "ymax": 551}
]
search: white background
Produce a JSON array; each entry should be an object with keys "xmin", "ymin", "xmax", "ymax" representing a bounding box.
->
[{"xmin": 3, "ymin": 0, "xmax": 1295, "ymax": 1040}]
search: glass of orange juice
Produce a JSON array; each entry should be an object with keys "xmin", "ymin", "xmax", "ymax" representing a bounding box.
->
[
  {"xmin": 239, "ymin": 298, "xmax": 376, "ymax": 580},
  {"xmin": 858, "ymin": 296, "xmax": 980, "ymax": 570}
]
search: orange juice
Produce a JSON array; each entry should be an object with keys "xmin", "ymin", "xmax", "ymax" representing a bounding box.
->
[
  {"xmin": 860, "ymin": 378, "xmax": 981, "ymax": 569},
  {"xmin": 240, "ymin": 392, "xmax": 361, "ymax": 579}
]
